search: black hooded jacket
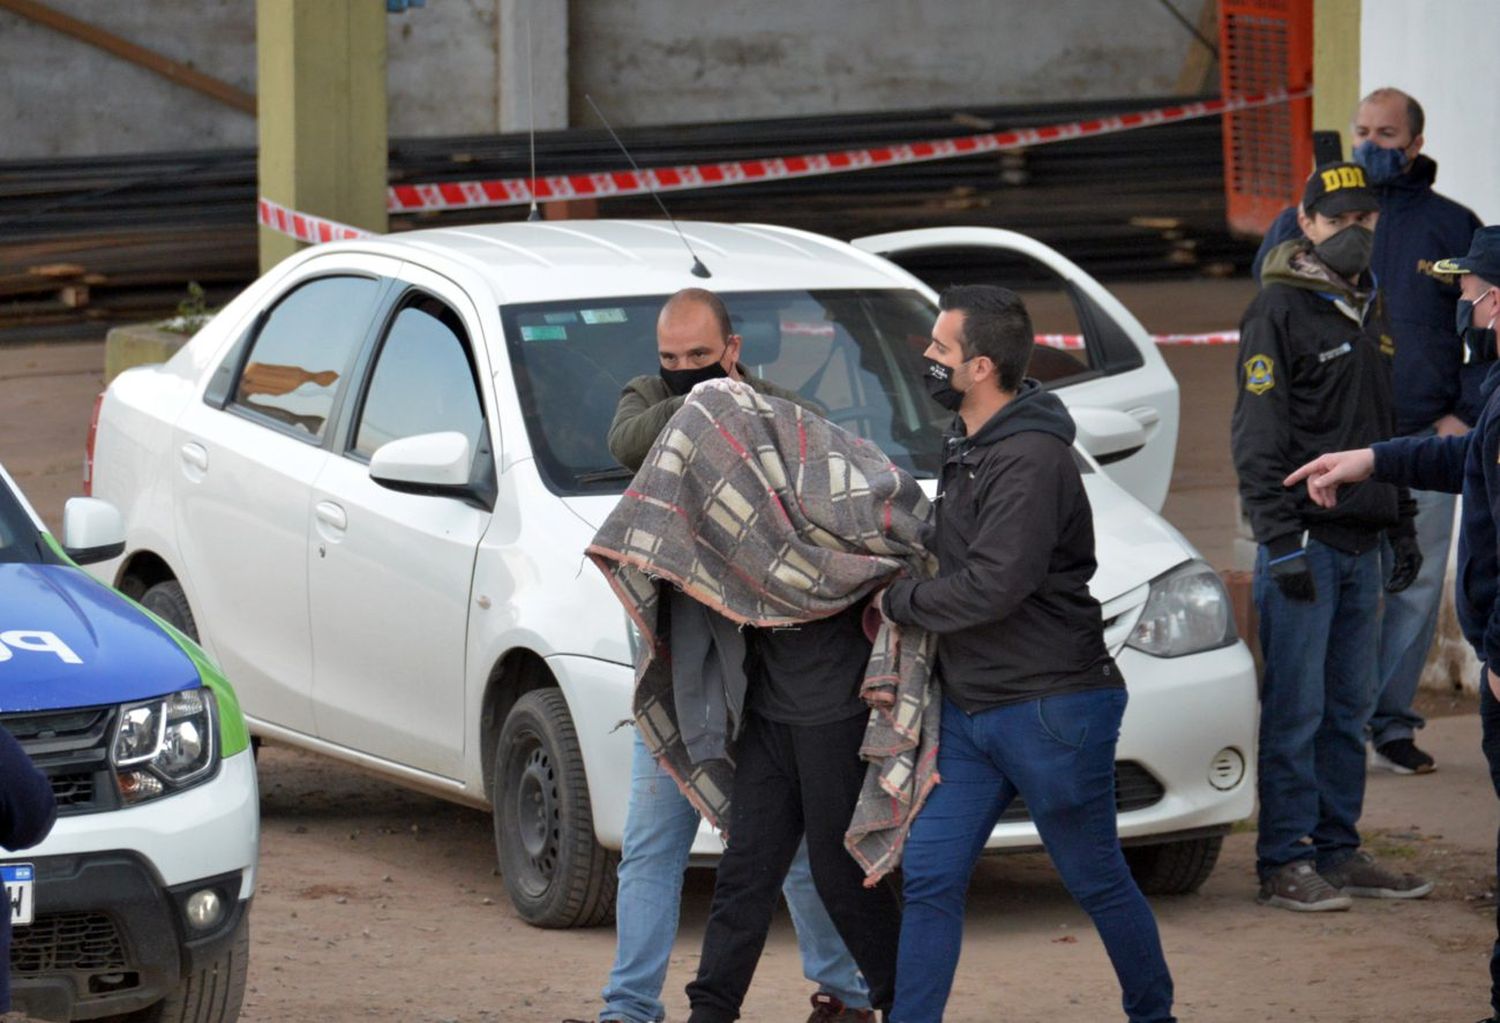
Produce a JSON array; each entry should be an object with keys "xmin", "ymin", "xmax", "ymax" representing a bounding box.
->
[{"xmin": 883, "ymin": 380, "xmax": 1119, "ymax": 713}]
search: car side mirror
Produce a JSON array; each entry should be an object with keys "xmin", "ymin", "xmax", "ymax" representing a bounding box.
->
[
  {"xmin": 369, "ymin": 431, "xmax": 473, "ymax": 493},
  {"xmin": 1070, "ymin": 406, "xmax": 1149, "ymax": 466},
  {"xmin": 63, "ymin": 497, "xmax": 126, "ymax": 565}
]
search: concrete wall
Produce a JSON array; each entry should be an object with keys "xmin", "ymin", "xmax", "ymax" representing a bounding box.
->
[
  {"xmin": 569, "ymin": 0, "xmax": 1211, "ymax": 127},
  {"xmin": 1, "ymin": 0, "xmax": 1210, "ymax": 159},
  {"xmin": 1360, "ymin": 0, "xmax": 1500, "ymax": 224}
]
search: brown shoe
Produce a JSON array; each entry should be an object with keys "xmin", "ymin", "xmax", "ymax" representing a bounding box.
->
[
  {"xmin": 807, "ymin": 993, "xmax": 875, "ymax": 1021},
  {"xmin": 1321, "ymin": 851, "xmax": 1434, "ymax": 899},
  {"xmin": 1256, "ymin": 860, "xmax": 1352, "ymax": 912}
]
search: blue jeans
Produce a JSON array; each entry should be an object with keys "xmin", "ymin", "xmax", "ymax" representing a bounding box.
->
[
  {"xmin": 1253, "ymin": 540, "xmax": 1381, "ymax": 877},
  {"xmin": 892, "ymin": 691, "xmax": 1175, "ymax": 1023},
  {"xmin": 600, "ymin": 730, "xmax": 868, "ymax": 1023},
  {"xmin": 1374, "ymin": 486, "xmax": 1455, "ymax": 745},
  {"xmin": 1479, "ymin": 670, "xmax": 1500, "ymax": 1018}
]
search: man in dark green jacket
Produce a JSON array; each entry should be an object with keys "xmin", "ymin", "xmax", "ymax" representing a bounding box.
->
[{"xmin": 607, "ymin": 289, "xmax": 805, "ymax": 470}]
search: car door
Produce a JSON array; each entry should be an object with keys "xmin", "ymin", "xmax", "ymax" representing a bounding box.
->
[
  {"xmin": 173, "ymin": 264, "xmax": 394, "ymax": 735},
  {"xmin": 852, "ymin": 227, "xmax": 1180, "ymax": 511},
  {"xmin": 306, "ymin": 264, "xmax": 494, "ymax": 779}
]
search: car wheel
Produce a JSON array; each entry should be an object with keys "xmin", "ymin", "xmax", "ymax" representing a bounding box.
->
[
  {"xmin": 1124, "ymin": 835, "xmax": 1224, "ymax": 895},
  {"xmin": 106, "ymin": 914, "xmax": 249, "ymax": 1023},
  {"xmin": 141, "ymin": 580, "xmax": 199, "ymax": 644},
  {"xmin": 494, "ymin": 688, "xmax": 617, "ymax": 928}
]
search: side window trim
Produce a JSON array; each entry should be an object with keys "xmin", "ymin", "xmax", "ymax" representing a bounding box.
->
[{"xmin": 219, "ymin": 272, "xmax": 393, "ymax": 448}]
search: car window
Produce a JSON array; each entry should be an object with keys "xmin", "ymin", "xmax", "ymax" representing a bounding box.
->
[
  {"xmin": 0, "ymin": 477, "xmax": 59, "ymax": 565},
  {"xmin": 501, "ymin": 289, "xmax": 947, "ymax": 496},
  {"xmin": 229, "ymin": 275, "xmax": 383, "ymax": 441},
  {"xmin": 873, "ymin": 247, "xmax": 1100, "ymax": 387},
  {"xmin": 352, "ymin": 293, "xmax": 485, "ymax": 461}
]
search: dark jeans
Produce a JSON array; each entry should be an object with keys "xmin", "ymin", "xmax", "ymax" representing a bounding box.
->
[
  {"xmin": 891, "ymin": 691, "xmax": 1175, "ymax": 1023},
  {"xmin": 1253, "ymin": 540, "xmax": 1381, "ymax": 877},
  {"xmin": 1481, "ymin": 672, "xmax": 1500, "ymax": 1019},
  {"xmin": 686, "ymin": 711, "xmax": 901, "ymax": 1023}
]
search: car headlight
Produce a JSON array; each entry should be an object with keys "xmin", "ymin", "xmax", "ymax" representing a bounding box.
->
[
  {"xmin": 111, "ymin": 688, "xmax": 219, "ymax": 803},
  {"xmin": 1126, "ymin": 560, "xmax": 1237, "ymax": 658}
]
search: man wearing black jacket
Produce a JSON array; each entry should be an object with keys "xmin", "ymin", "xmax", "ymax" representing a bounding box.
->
[
  {"xmin": 880, "ymin": 285, "xmax": 1175, "ymax": 1023},
  {"xmin": 1232, "ymin": 162, "xmax": 1429, "ymax": 913},
  {"xmin": 1253, "ymin": 89, "xmax": 1482, "ymax": 774},
  {"xmin": 2, "ymin": 724, "xmax": 58, "ymax": 1013}
]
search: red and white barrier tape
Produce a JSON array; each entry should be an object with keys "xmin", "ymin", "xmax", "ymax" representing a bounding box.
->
[
  {"xmin": 383, "ymin": 88, "xmax": 1310, "ymax": 214},
  {"xmin": 260, "ymin": 88, "xmax": 1310, "ymax": 242}
]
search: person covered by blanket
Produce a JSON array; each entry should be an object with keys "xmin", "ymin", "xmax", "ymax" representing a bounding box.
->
[
  {"xmin": 876, "ymin": 285, "xmax": 1176, "ymax": 1023},
  {"xmin": 566, "ymin": 287, "xmax": 876, "ymax": 1023}
]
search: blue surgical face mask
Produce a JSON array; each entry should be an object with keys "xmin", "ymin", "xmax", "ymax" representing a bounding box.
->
[{"xmin": 1352, "ymin": 140, "xmax": 1407, "ymax": 185}]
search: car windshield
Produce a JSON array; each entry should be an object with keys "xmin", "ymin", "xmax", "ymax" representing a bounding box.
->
[
  {"xmin": 501, "ymin": 289, "xmax": 948, "ymax": 495},
  {"xmin": 0, "ymin": 477, "xmax": 57, "ymax": 565}
]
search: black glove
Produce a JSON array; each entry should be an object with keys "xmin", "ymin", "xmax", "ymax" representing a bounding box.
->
[
  {"xmin": 1385, "ymin": 533, "xmax": 1423, "ymax": 593},
  {"xmin": 1269, "ymin": 549, "xmax": 1316, "ymax": 603}
]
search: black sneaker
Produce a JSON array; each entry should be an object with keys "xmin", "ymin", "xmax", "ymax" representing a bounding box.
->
[
  {"xmin": 807, "ymin": 993, "xmax": 875, "ymax": 1021},
  {"xmin": 1321, "ymin": 851, "xmax": 1434, "ymax": 899},
  {"xmin": 1372, "ymin": 738, "xmax": 1436, "ymax": 775},
  {"xmin": 1256, "ymin": 860, "xmax": 1352, "ymax": 912}
]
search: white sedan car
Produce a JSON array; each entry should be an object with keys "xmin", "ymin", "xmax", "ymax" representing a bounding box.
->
[{"xmin": 88, "ymin": 220, "xmax": 1257, "ymax": 928}]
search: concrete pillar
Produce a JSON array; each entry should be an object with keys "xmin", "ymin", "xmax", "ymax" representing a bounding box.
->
[
  {"xmin": 1313, "ymin": 0, "xmax": 1361, "ymax": 138},
  {"xmin": 256, "ymin": 0, "xmax": 388, "ymax": 272},
  {"xmin": 498, "ymin": 0, "xmax": 568, "ymax": 132}
]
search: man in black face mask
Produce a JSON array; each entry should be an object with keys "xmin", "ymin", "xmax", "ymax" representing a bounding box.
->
[
  {"xmin": 1231, "ymin": 162, "xmax": 1428, "ymax": 913},
  {"xmin": 607, "ymin": 287, "xmax": 807, "ymax": 471}
]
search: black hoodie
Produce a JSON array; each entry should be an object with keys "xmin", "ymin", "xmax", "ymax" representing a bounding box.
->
[{"xmin": 883, "ymin": 380, "xmax": 1119, "ymax": 713}]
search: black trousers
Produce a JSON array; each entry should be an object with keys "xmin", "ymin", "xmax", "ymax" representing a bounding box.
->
[
  {"xmin": 685, "ymin": 711, "xmax": 901, "ymax": 1023},
  {"xmin": 1481, "ymin": 677, "xmax": 1500, "ymax": 1019}
]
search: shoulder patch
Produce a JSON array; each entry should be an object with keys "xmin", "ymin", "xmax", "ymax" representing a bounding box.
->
[{"xmin": 1244, "ymin": 354, "xmax": 1275, "ymax": 395}]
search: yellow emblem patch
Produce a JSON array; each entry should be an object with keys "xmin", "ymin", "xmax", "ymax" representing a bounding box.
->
[{"xmin": 1244, "ymin": 354, "xmax": 1275, "ymax": 395}]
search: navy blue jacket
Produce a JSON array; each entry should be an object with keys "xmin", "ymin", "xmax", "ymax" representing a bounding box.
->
[
  {"xmin": 1, "ymin": 725, "xmax": 57, "ymax": 1012},
  {"xmin": 1252, "ymin": 156, "xmax": 1482, "ymax": 434},
  {"xmin": 1372, "ymin": 363, "xmax": 1500, "ymax": 669}
]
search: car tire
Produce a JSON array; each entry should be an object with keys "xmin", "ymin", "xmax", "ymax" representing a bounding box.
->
[
  {"xmin": 108, "ymin": 914, "xmax": 249, "ymax": 1023},
  {"xmin": 494, "ymin": 688, "xmax": 617, "ymax": 928},
  {"xmin": 141, "ymin": 580, "xmax": 199, "ymax": 644},
  {"xmin": 1124, "ymin": 835, "xmax": 1224, "ymax": 895}
]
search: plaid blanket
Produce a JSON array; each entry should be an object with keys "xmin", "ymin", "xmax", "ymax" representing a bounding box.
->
[{"xmin": 586, "ymin": 383, "xmax": 940, "ymax": 881}]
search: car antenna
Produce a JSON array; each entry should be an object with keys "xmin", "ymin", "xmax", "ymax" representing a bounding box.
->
[
  {"xmin": 525, "ymin": 13, "xmax": 541, "ymax": 221},
  {"xmin": 585, "ymin": 93, "xmax": 711, "ymax": 278}
]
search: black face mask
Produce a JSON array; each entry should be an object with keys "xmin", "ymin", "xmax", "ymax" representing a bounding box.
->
[
  {"xmin": 660, "ymin": 360, "xmax": 729, "ymax": 396},
  {"xmin": 1458, "ymin": 294, "xmax": 1499, "ymax": 365},
  {"xmin": 1312, "ymin": 224, "xmax": 1376, "ymax": 280},
  {"xmin": 922, "ymin": 359, "xmax": 964, "ymax": 412}
]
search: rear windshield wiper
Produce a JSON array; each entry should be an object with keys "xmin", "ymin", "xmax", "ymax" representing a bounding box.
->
[{"xmin": 574, "ymin": 466, "xmax": 637, "ymax": 484}]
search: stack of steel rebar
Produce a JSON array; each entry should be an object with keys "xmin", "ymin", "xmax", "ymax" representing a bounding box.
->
[{"xmin": 0, "ymin": 94, "xmax": 1261, "ymax": 342}]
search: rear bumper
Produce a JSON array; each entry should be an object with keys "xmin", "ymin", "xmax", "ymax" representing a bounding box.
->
[{"xmin": 10, "ymin": 850, "xmax": 248, "ymax": 1021}]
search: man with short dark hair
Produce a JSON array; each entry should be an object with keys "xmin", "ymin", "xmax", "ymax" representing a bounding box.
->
[
  {"xmin": 575, "ymin": 288, "xmax": 874, "ymax": 1023},
  {"xmin": 1254, "ymin": 89, "xmax": 1482, "ymax": 775},
  {"xmin": 1286, "ymin": 225, "xmax": 1500, "ymax": 1023},
  {"xmin": 1233, "ymin": 162, "xmax": 1429, "ymax": 913},
  {"xmin": 879, "ymin": 285, "xmax": 1175, "ymax": 1023}
]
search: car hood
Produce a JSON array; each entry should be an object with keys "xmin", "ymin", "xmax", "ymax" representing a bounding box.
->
[
  {"xmin": 559, "ymin": 471, "xmax": 1191, "ymax": 605},
  {"xmin": 0, "ymin": 563, "xmax": 200, "ymax": 712}
]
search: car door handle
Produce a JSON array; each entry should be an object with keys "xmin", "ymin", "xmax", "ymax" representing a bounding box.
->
[
  {"xmin": 179, "ymin": 443, "xmax": 208, "ymax": 472},
  {"xmin": 314, "ymin": 501, "xmax": 347, "ymax": 532}
]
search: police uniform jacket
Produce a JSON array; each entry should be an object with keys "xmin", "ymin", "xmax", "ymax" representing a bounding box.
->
[{"xmin": 1232, "ymin": 239, "xmax": 1417, "ymax": 561}]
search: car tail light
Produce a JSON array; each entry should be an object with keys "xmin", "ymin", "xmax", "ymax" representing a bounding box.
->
[{"xmin": 82, "ymin": 391, "xmax": 104, "ymax": 496}]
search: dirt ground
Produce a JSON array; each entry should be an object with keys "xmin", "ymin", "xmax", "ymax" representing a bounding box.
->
[{"xmin": 5, "ymin": 277, "xmax": 1500, "ymax": 1022}]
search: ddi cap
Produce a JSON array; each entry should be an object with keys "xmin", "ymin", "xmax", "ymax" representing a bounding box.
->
[{"xmin": 1301, "ymin": 161, "xmax": 1379, "ymax": 217}]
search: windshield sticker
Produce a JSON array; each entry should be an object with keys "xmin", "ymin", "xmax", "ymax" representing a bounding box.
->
[
  {"xmin": 544, "ymin": 311, "xmax": 579, "ymax": 325},
  {"xmin": 520, "ymin": 325, "xmax": 569, "ymax": 342},
  {"xmin": 0, "ymin": 630, "xmax": 82, "ymax": 664},
  {"xmin": 581, "ymin": 308, "xmax": 628, "ymax": 325}
]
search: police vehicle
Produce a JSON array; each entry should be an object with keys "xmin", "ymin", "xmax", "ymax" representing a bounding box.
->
[{"xmin": 0, "ymin": 462, "xmax": 257, "ymax": 1022}]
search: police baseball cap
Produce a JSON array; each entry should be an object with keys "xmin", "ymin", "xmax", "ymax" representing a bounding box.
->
[
  {"xmin": 1432, "ymin": 226, "xmax": 1500, "ymax": 281},
  {"xmin": 1301, "ymin": 161, "xmax": 1379, "ymax": 217}
]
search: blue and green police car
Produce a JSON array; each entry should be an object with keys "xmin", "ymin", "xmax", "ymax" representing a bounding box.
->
[{"xmin": 0, "ymin": 462, "xmax": 257, "ymax": 1023}]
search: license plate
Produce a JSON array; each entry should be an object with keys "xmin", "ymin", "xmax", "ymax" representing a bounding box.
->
[{"xmin": 3, "ymin": 863, "xmax": 35, "ymax": 926}]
